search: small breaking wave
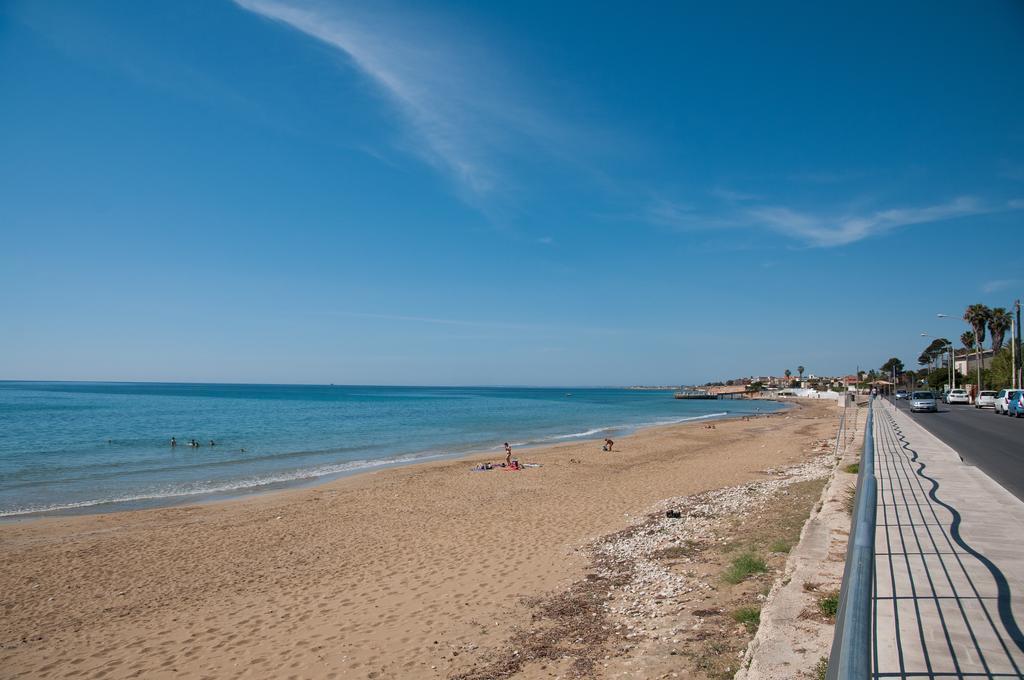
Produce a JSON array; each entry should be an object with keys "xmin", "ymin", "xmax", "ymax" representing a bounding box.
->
[
  {"xmin": 542, "ymin": 411, "xmax": 730, "ymax": 443},
  {"xmin": 639, "ymin": 411, "xmax": 729, "ymax": 427},
  {"xmin": 0, "ymin": 451, "xmax": 445, "ymax": 518},
  {"xmin": 548, "ymin": 427, "xmax": 609, "ymax": 440}
]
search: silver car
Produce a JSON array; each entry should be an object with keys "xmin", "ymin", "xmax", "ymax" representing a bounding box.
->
[{"xmin": 910, "ymin": 391, "xmax": 938, "ymax": 413}]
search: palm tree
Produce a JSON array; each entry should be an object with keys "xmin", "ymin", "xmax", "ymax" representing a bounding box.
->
[
  {"xmin": 797, "ymin": 365, "xmax": 805, "ymax": 381},
  {"xmin": 963, "ymin": 304, "xmax": 991, "ymax": 389},
  {"xmin": 963, "ymin": 304, "xmax": 991, "ymax": 346},
  {"xmin": 960, "ymin": 331, "xmax": 975, "ymax": 351},
  {"xmin": 784, "ymin": 369, "xmax": 792, "ymax": 385},
  {"xmin": 988, "ymin": 307, "xmax": 1011, "ymax": 352}
]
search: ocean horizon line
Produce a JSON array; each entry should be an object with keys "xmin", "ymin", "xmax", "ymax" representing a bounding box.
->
[{"xmin": 0, "ymin": 379, "xmax": 677, "ymax": 389}]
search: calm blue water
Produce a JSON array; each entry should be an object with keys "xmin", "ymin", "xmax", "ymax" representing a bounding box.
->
[{"xmin": 0, "ymin": 382, "xmax": 780, "ymax": 517}]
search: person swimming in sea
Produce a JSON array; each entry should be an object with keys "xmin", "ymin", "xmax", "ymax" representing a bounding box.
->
[{"xmin": 170, "ymin": 436, "xmax": 177, "ymax": 448}]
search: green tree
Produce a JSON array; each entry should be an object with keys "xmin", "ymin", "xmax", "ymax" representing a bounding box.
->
[
  {"xmin": 988, "ymin": 308, "xmax": 1011, "ymax": 352},
  {"xmin": 797, "ymin": 365, "xmax": 805, "ymax": 380},
  {"xmin": 919, "ymin": 339, "xmax": 949, "ymax": 371},
  {"xmin": 963, "ymin": 304, "xmax": 991, "ymax": 346},
  {"xmin": 963, "ymin": 304, "xmax": 992, "ymax": 388},
  {"xmin": 880, "ymin": 357, "xmax": 904, "ymax": 375},
  {"xmin": 960, "ymin": 331, "xmax": 975, "ymax": 351},
  {"xmin": 784, "ymin": 369, "xmax": 791, "ymax": 381},
  {"xmin": 987, "ymin": 348, "xmax": 1011, "ymax": 391},
  {"xmin": 927, "ymin": 367, "xmax": 965, "ymax": 391}
]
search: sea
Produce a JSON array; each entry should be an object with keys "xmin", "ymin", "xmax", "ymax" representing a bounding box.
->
[{"xmin": 0, "ymin": 382, "xmax": 781, "ymax": 518}]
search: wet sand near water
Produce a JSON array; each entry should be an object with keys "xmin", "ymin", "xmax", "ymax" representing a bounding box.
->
[{"xmin": 0, "ymin": 400, "xmax": 836, "ymax": 679}]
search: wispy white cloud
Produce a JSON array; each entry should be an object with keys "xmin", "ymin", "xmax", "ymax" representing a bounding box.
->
[
  {"xmin": 981, "ymin": 279, "xmax": 1021, "ymax": 294},
  {"xmin": 747, "ymin": 196, "xmax": 996, "ymax": 247},
  {"xmin": 233, "ymin": 0, "xmax": 558, "ymax": 199},
  {"xmin": 650, "ymin": 193, "xmax": 1017, "ymax": 248}
]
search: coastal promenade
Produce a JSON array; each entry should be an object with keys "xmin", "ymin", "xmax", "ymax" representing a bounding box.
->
[{"xmin": 872, "ymin": 398, "xmax": 1024, "ymax": 677}]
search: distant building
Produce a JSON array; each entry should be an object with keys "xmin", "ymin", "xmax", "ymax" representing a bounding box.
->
[{"xmin": 951, "ymin": 348, "xmax": 995, "ymax": 376}]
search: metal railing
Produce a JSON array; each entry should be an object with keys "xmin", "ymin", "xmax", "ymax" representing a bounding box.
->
[{"xmin": 826, "ymin": 397, "xmax": 876, "ymax": 680}]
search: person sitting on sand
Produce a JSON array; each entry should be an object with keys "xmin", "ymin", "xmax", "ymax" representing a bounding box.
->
[
  {"xmin": 504, "ymin": 442, "xmax": 512, "ymax": 466},
  {"xmin": 602, "ymin": 438, "xmax": 614, "ymax": 452}
]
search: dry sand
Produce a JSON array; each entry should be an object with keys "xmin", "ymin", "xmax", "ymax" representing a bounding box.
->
[{"xmin": 0, "ymin": 399, "xmax": 837, "ymax": 679}]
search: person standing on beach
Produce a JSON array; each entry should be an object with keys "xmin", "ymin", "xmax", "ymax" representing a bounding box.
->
[{"xmin": 504, "ymin": 442, "xmax": 512, "ymax": 466}]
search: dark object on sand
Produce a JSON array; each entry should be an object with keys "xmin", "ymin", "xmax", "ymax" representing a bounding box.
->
[{"xmin": 666, "ymin": 509, "xmax": 682, "ymax": 518}]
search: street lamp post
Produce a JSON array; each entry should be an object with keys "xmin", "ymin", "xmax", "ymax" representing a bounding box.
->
[
  {"xmin": 1013, "ymin": 308, "xmax": 1018, "ymax": 390},
  {"xmin": 1014, "ymin": 299, "xmax": 1021, "ymax": 390}
]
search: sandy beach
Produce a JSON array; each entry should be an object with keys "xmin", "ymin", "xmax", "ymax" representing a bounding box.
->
[{"xmin": 0, "ymin": 399, "xmax": 838, "ymax": 679}]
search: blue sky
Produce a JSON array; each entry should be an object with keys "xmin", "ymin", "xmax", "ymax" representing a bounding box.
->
[{"xmin": 1, "ymin": 0, "xmax": 1022, "ymax": 386}]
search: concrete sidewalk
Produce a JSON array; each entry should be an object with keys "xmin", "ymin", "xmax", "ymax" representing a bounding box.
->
[{"xmin": 872, "ymin": 398, "xmax": 1024, "ymax": 678}]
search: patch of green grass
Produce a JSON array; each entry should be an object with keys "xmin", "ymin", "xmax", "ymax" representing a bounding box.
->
[
  {"xmin": 811, "ymin": 655, "xmax": 828, "ymax": 680},
  {"xmin": 723, "ymin": 552, "xmax": 768, "ymax": 584},
  {"xmin": 843, "ymin": 462, "xmax": 859, "ymax": 474},
  {"xmin": 769, "ymin": 539, "xmax": 792, "ymax": 553},
  {"xmin": 818, "ymin": 591, "xmax": 840, "ymax": 619},
  {"xmin": 731, "ymin": 606, "xmax": 761, "ymax": 632}
]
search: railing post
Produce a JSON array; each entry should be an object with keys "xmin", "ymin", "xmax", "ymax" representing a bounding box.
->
[{"xmin": 826, "ymin": 397, "xmax": 876, "ymax": 679}]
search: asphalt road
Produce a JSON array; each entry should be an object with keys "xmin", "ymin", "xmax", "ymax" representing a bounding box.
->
[{"xmin": 888, "ymin": 396, "xmax": 1024, "ymax": 502}]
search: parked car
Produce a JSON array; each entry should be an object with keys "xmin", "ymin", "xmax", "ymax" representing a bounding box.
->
[
  {"xmin": 910, "ymin": 391, "xmax": 938, "ymax": 413},
  {"xmin": 975, "ymin": 390, "xmax": 998, "ymax": 409},
  {"xmin": 1008, "ymin": 390, "xmax": 1024, "ymax": 418},
  {"xmin": 946, "ymin": 389, "xmax": 971, "ymax": 405},
  {"xmin": 995, "ymin": 388, "xmax": 1015, "ymax": 415},
  {"xmin": 895, "ymin": 390, "xmax": 909, "ymax": 400}
]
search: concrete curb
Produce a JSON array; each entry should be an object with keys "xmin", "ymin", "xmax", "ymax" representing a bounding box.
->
[{"xmin": 735, "ymin": 402, "xmax": 866, "ymax": 680}]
